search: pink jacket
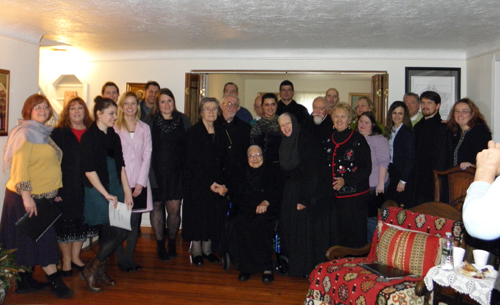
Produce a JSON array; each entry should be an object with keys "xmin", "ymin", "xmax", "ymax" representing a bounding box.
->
[{"xmin": 114, "ymin": 120, "xmax": 153, "ymax": 212}]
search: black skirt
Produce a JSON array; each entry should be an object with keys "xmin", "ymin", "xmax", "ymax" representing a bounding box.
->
[{"xmin": 0, "ymin": 189, "xmax": 59, "ymax": 266}]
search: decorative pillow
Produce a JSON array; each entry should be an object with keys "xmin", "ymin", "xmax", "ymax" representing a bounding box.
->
[
  {"xmin": 376, "ymin": 223, "xmax": 442, "ymax": 276},
  {"xmin": 368, "ymin": 206, "xmax": 463, "ymax": 259}
]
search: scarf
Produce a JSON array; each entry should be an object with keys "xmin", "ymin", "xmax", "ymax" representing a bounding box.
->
[
  {"xmin": 153, "ymin": 111, "xmax": 181, "ymax": 134},
  {"xmin": 279, "ymin": 114, "xmax": 300, "ymax": 171},
  {"xmin": 3, "ymin": 119, "xmax": 53, "ymax": 172}
]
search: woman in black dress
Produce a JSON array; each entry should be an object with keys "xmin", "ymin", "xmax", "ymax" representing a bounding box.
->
[
  {"xmin": 51, "ymin": 97, "xmax": 95, "ymax": 277},
  {"xmin": 325, "ymin": 103, "xmax": 371, "ymax": 248},
  {"xmin": 182, "ymin": 97, "xmax": 227, "ymax": 266},
  {"xmin": 148, "ymin": 88, "xmax": 190, "ymax": 260},
  {"xmin": 231, "ymin": 145, "xmax": 280, "ymax": 283},
  {"xmin": 80, "ymin": 96, "xmax": 133, "ymax": 292},
  {"xmin": 278, "ymin": 113, "xmax": 329, "ymax": 277}
]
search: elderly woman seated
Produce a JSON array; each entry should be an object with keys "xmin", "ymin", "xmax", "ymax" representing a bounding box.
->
[{"xmin": 228, "ymin": 145, "xmax": 281, "ymax": 283}]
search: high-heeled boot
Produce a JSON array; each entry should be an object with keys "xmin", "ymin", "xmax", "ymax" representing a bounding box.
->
[
  {"xmin": 81, "ymin": 258, "xmax": 103, "ymax": 292},
  {"xmin": 168, "ymin": 238, "xmax": 177, "ymax": 258},
  {"xmin": 98, "ymin": 259, "xmax": 116, "ymax": 286},
  {"xmin": 157, "ymin": 240, "xmax": 169, "ymax": 261},
  {"xmin": 46, "ymin": 271, "xmax": 73, "ymax": 299}
]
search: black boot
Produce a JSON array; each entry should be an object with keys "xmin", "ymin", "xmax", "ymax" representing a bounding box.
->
[
  {"xmin": 46, "ymin": 271, "xmax": 73, "ymax": 299},
  {"xmin": 157, "ymin": 240, "xmax": 169, "ymax": 261},
  {"xmin": 15, "ymin": 272, "xmax": 49, "ymax": 294},
  {"xmin": 168, "ymin": 238, "xmax": 177, "ymax": 258}
]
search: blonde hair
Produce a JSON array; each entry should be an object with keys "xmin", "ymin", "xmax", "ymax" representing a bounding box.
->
[
  {"xmin": 332, "ymin": 102, "xmax": 354, "ymax": 121},
  {"xmin": 116, "ymin": 91, "xmax": 140, "ymax": 131}
]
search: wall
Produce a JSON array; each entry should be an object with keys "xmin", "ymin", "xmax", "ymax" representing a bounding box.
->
[
  {"xmin": 0, "ymin": 34, "xmax": 41, "ymax": 215},
  {"xmin": 39, "ymin": 51, "xmax": 467, "ymax": 114},
  {"xmin": 466, "ymin": 52, "xmax": 499, "ymax": 140}
]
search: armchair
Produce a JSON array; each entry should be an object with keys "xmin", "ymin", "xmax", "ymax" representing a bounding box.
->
[
  {"xmin": 304, "ymin": 202, "xmax": 463, "ymax": 305},
  {"xmin": 433, "ymin": 165, "xmax": 475, "ymax": 210}
]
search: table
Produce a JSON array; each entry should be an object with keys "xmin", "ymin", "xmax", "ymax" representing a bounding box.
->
[{"xmin": 424, "ymin": 265, "xmax": 496, "ymax": 305}]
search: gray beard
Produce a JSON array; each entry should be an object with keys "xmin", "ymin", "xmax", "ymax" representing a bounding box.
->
[{"xmin": 313, "ymin": 115, "xmax": 324, "ymax": 125}]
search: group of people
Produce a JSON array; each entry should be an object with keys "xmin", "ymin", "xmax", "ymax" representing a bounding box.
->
[{"xmin": 0, "ymin": 77, "xmax": 493, "ymax": 299}]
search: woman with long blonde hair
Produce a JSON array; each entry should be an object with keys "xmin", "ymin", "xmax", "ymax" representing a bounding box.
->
[{"xmin": 114, "ymin": 91, "xmax": 152, "ymax": 272}]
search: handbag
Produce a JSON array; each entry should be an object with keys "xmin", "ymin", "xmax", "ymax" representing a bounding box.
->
[{"xmin": 131, "ymin": 187, "xmax": 147, "ymax": 210}]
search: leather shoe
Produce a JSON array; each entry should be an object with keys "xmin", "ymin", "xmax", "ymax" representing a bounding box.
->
[
  {"xmin": 202, "ymin": 253, "xmax": 220, "ymax": 263},
  {"xmin": 61, "ymin": 269, "xmax": 73, "ymax": 277},
  {"xmin": 191, "ymin": 255, "xmax": 204, "ymax": 266},
  {"xmin": 262, "ymin": 273, "xmax": 274, "ymax": 283},
  {"xmin": 238, "ymin": 272, "xmax": 251, "ymax": 282}
]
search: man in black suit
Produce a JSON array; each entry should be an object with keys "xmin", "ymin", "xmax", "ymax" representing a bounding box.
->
[{"xmin": 276, "ymin": 80, "xmax": 309, "ymax": 123}]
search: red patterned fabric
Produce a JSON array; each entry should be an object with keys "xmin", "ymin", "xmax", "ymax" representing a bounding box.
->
[
  {"xmin": 377, "ymin": 224, "xmax": 441, "ymax": 276},
  {"xmin": 304, "ymin": 206, "xmax": 464, "ymax": 305}
]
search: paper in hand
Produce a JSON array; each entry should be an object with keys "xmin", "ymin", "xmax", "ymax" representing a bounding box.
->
[{"xmin": 108, "ymin": 200, "xmax": 132, "ymax": 231}]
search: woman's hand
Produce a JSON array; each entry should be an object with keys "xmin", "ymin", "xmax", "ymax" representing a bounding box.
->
[
  {"xmin": 375, "ymin": 182, "xmax": 385, "ymax": 196},
  {"xmin": 256, "ymin": 200, "xmax": 269, "ymax": 214},
  {"xmin": 210, "ymin": 182, "xmax": 227, "ymax": 196},
  {"xmin": 124, "ymin": 192, "xmax": 134, "ymax": 210},
  {"xmin": 54, "ymin": 196, "xmax": 63, "ymax": 202},
  {"xmin": 104, "ymin": 193, "xmax": 118, "ymax": 209},
  {"xmin": 21, "ymin": 191, "xmax": 37, "ymax": 217},
  {"xmin": 397, "ymin": 181, "xmax": 406, "ymax": 192},
  {"xmin": 332, "ymin": 177, "xmax": 345, "ymax": 191},
  {"xmin": 297, "ymin": 203, "xmax": 306, "ymax": 210},
  {"xmin": 132, "ymin": 184, "xmax": 143, "ymax": 198}
]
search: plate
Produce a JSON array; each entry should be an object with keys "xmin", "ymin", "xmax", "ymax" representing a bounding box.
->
[{"xmin": 456, "ymin": 264, "xmax": 498, "ymax": 279}]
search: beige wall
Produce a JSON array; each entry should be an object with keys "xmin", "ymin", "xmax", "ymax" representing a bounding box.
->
[{"xmin": 0, "ymin": 34, "xmax": 41, "ymax": 215}]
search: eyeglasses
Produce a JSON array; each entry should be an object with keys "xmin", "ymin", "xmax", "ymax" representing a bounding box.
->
[
  {"xmin": 33, "ymin": 105, "xmax": 49, "ymax": 111},
  {"xmin": 454, "ymin": 110, "xmax": 471, "ymax": 115},
  {"xmin": 248, "ymin": 153, "xmax": 263, "ymax": 158},
  {"xmin": 222, "ymin": 102, "xmax": 238, "ymax": 108},
  {"xmin": 203, "ymin": 108, "xmax": 218, "ymax": 113}
]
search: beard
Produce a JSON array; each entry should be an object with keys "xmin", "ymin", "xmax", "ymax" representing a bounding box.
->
[{"xmin": 313, "ymin": 114, "xmax": 325, "ymax": 125}]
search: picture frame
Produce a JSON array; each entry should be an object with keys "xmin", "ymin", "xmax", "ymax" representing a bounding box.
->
[
  {"xmin": 0, "ymin": 69, "xmax": 10, "ymax": 136},
  {"xmin": 126, "ymin": 82, "xmax": 146, "ymax": 101},
  {"xmin": 405, "ymin": 67, "xmax": 461, "ymax": 118},
  {"xmin": 348, "ymin": 92, "xmax": 371, "ymax": 108}
]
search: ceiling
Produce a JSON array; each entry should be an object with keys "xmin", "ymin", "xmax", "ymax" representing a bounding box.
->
[{"xmin": 2, "ymin": 0, "xmax": 500, "ymax": 60}]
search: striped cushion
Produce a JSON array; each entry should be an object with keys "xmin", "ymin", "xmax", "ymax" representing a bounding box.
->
[{"xmin": 377, "ymin": 224, "xmax": 441, "ymax": 276}]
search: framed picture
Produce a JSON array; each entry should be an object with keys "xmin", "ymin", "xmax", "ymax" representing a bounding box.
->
[
  {"xmin": 405, "ymin": 67, "xmax": 461, "ymax": 118},
  {"xmin": 126, "ymin": 82, "xmax": 146, "ymax": 101},
  {"xmin": 348, "ymin": 92, "xmax": 371, "ymax": 108},
  {"xmin": 0, "ymin": 69, "xmax": 10, "ymax": 136}
]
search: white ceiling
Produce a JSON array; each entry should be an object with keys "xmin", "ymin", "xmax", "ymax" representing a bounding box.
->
[{"xmin": 1, "ymin": 0, "xmax": 500, "ymax": 60}]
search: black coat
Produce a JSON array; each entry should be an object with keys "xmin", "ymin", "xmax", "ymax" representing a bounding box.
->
[
  {"xmin": 413, "ymin": 114, "xmax": 448, "ymax": 204},
  {"xmin": 182, "ymin": 121, "xmax": 227, "ymax": 242},
  {"xmin": 51, "ymin": 127, "xmax": 85, "ymax": 218},
  {"xmin": 216, "ymin": 115, "xmax": 251, "ymax": 196},
  {"xmin": 277, "ymin": 100, "xmax": 309, "ymax": 123}
]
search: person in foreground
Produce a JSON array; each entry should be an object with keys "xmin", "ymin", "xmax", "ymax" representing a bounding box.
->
[
  {"xmin": 463, "ymin": 140, "xmax": 500, "ymax": 294},
  {"xmin": 463, "ymin": 140, "xmax": 500, "ymax": 240},
  {"xmin": 230, "ymin": 145, "xmax": 280, "ymax": 283},
  {"xmin": 0, "ymin": 94, "xmax": 73, "ymax": 298},
  {"xmin": 80, "ymin": 96, "xmax": 133, "ymax": 292}
]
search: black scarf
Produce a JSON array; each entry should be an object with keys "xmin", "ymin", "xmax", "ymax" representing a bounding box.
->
[
  {"xmin": 152, "ymin": 111, "xmax": 181, "ymax": 133},
  {"xmin": 279, "ymin": 114, "xmax": 300, "ymax": 171}
]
